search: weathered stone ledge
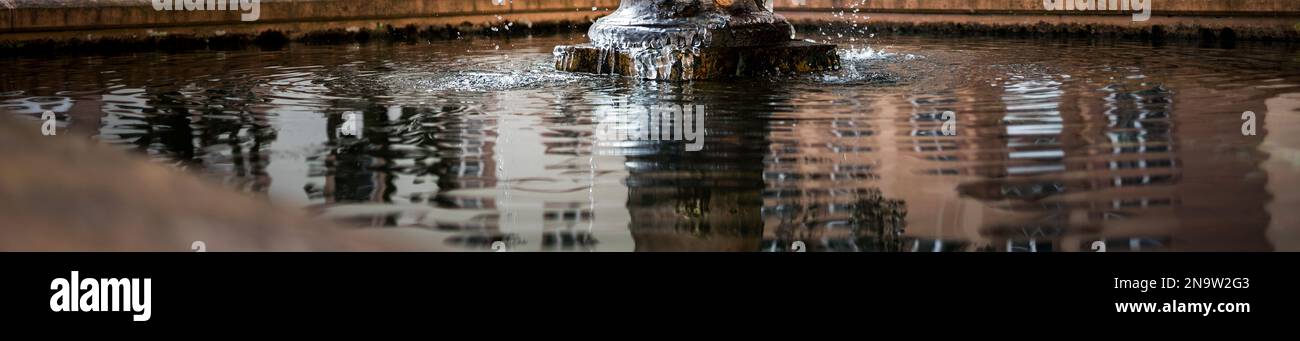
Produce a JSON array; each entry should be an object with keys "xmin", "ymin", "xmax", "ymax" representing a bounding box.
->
[
  {"xmin": 2, "ymin": 0, "xmax": 1298, "ymax": 55},
  {"xmin": 1, "ymin": 19, "xmax": 597, "ymax": 56},
  {"xmin": 0, "ymin": 0, "xmax": 616, "ymax": 54},
  {"xmin": 776, "ymin": 0, "xmax": 1300, "ymax": 41},
  {"xmin": 774, "ymin": 0, "xmax": 1300, "ymax": 15},
  {"xmin": 2, "ymin": 0, "xmax": 619, "ymax": 33}
]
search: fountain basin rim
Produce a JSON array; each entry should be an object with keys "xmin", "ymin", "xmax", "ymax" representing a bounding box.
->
[{"xmin": 554, "ymin": 40, "xmax": 841, "ymax": 81}]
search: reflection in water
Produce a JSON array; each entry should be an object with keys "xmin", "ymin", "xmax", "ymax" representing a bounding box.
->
[
  {"xmin": 621, "ymin": 82, "xmax": 770, "ymax": 251},
  {"xmin": 2, "ymin": 35, "xmax": 1298, "ymax": 251},
  {"xmin": 950, "ymin": 77, "xmax": 1181, "ymax": 251},
  {"xmin": 1263, "ymin": 93, "xmax": 1300, "ymax": 251}
]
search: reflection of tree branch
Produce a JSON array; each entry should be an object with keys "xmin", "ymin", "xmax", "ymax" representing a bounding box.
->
[
  {"xmin": 673, "ymin": 193, "xmax": 710, "ymax": 237},
  {"xmin": 851, "ymin": 189, "xmax": 908, "ymax": 252},
  {"xmin": 670, "ymin": 186, "xmax": 763, "ymax": 238}
]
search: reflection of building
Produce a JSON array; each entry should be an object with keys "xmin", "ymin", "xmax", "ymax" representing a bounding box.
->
[
  {"xmin": 620, "ymin": 85, "xmax": 767, "ymax": 251},
  {"xmin": 873, "ymin": 88, "xmax": 995, "ymax": 252},
  {"xmin": 315, "ymin": 106, "xmax": 395, "ymax": 227},
  {"xmin": 1263, "ymin": 93, "xmax": 1300, "ymax": 251},
  {"xmin": 751, "ymin": 62, "xmax": 1275, "ymax": 251},
  {"xmin": 914, "ymin": 76, "xmax": 1187, "ymax": 251},
  {"xmin": 869, "ymin": 64, "xmax": 1278, "ymax": 251},
  {"xmin": 957, "ymin": 78, "xmax": 1185, "ymax": 251},
  {"xmin": 761, "ymin": 94, "xmax": 908, "ymax": 252},
  {"xmin": 398, "ymin": 90, "xmax": 638, "ymax": 251},
  {"xmin": 93, "ymin": 85, "xmax": 277, "ymax": 194}
]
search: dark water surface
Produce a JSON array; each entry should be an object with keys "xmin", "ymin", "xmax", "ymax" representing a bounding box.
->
[{"xmin": 4, "ymin": 34, "xmax": 1299, "ymax": 251}]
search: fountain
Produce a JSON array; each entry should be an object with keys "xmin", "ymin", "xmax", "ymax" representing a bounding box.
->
[{"xmin": 554, "ymin": 0, "xmax": 839, "ymax": 81}]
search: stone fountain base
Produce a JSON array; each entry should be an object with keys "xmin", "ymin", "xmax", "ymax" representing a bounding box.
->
[
  {"xmin": 553, "ymin": 0, "xmax": 839, "ymax": 80},
  {"xmin": 554, "ymin": 40, "xmax": 839, "ymax": 81}
]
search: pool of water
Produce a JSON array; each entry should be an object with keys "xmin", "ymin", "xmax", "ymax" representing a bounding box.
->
[{"xmin": 4, "ymin": 33, "xmax": 1300, "ymax": 252}]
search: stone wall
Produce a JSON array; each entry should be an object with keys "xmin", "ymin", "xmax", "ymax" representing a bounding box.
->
[
  {"xmin": 2, "ymin": 0, "xmax": 1298, "ymax": 43},
  {"xmin": 1, "ymin": 0, "xmax": 618, "ymax": 44},
  {"xmin": 775, "ymin": 0, "xmax": 1300, "ymax": 40},
  {"xmin": 775, "ymin": 0, "xmax": 1300, "ymax": 15}
]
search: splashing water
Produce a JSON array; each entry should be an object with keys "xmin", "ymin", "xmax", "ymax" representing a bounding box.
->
[{"xmin": 839, "ymin": 46, "xmax": 906, "ymax": 61}]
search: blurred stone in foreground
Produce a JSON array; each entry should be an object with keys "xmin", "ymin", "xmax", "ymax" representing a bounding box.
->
[{"xmin": 0, "ymin": 118, "xmax": 433, "ymax": 251}]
